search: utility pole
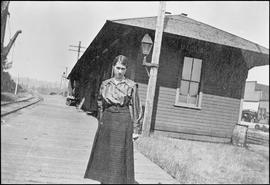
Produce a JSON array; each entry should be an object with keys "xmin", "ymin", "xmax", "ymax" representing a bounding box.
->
[
  {"xmin": 14, "ymin": 73, "xmax": 19, "ymax": 95},
  {"xmin": 68, "ymin": 41, "xmax": 86, "ymax": 61},
  {"xmin": 142, "ymin": 1, "xmax": 166, "ymax": 137},
  {"xmin": 65, "ymin": 67, "xmax": 68, "ymax": 79},
  {"xmin": 59, "ymin": 76, "xmax": 62, "ymax": 89},
  {"xmin": 63, "ymin": 67, "xmax": 68, "ymax": 96},
  {"xmin": 77, "ymin": 41, "xmax": 81, "ymax": 60},
  {"xmin": 59, "ymin": 67, "xmax": 68, "ymax": 91}
]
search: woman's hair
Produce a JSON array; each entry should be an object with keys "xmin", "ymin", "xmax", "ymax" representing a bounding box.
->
[{"xmin": 112, "ymin": 55, "xmax": 128, "ymax": 67}]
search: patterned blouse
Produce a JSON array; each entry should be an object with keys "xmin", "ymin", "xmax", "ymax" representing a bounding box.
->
[{"xmin": 98, "ymin": 77, "xmax": 143, "ymax": 126}]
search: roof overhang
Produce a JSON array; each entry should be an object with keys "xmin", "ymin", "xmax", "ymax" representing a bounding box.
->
[
  {"xmin": 241, "ymin": 49, "xmax": 269, "ymax": 69},
  {"xmin": 68, "ymin": 21, "xmax": 135, "ymax": 80},
  {"xmin": 111, "ymin": 15, "xmax": 269, "ymax": 69}
]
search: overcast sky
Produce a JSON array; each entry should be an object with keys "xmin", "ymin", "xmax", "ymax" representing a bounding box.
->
[{"xmin": 5, "ymin": 1, "xmax": 269, "ymax": 85}]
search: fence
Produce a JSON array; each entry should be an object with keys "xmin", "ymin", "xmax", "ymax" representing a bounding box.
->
[{"xmin": 246, "ymin": 129, "xmax": 269, "ymax": 146}]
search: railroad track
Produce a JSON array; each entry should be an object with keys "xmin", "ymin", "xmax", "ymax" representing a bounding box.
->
[
  {"xmin": 1, "ymin": 96, "xmax": 35, "ymax": 106},
  {"xmin": 1, "ymin": 96, "xmax": 43, "ymax": 117}
]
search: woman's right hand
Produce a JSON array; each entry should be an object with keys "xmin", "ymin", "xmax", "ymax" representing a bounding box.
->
[{"xmin": 97, "ymin": 106, "xmax": 103, "ymax": 125}]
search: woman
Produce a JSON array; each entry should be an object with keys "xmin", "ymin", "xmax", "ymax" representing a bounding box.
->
[{"xmin": 84, "ymin": 55, "xmax": 142, "ymax": 184}]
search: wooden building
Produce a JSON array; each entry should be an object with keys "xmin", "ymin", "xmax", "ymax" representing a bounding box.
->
[
  {"xmin": 68, "ymin": 14, "xmax": 269, "ymax": 143},
  {"xmin": 243, "ymin": 81, "xmax": 269, "ymax": 123}
]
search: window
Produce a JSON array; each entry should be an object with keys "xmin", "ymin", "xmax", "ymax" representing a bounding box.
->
[{"xmin": 175, "ymin": 57, "xmax": 202, "ymax": 108}]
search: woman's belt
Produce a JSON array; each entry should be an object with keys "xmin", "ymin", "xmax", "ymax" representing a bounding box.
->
[{"xmin": 104, "ymin": 104, "xmax": 130, "ymax": 113}]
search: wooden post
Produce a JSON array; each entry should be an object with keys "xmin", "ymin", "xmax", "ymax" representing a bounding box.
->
[
  {"xmin": 142, "ymin": 1, "xmax": 166, "ymax": 137},
  {"xmin": 14, "ymin": 73, "xmax": 19, "ymax": 95},
  {"xmin": 63, "ymin": 67, "xmax": 68, "ymax": 96},
  {"xmin": 238, "ymin": 81, "xmax": 246, "ymax": 124},
  {"xmin": 68, "ymin": 41, "xmax": 85, "ymax": 61},
  {"xmin": 77, "ymin": 41, "xmax": 81, "ymax": 61},
  {"xmin": 60, "ymin": 76, "xmax": 62, "ymax": 89}
]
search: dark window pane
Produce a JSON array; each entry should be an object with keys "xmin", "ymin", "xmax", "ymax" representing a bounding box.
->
[
  {"xmin": 182, "ymin": 57, "xmax": 193, "ymax": 80},
  {"xmin": 191, "ymin": 58, "xmax": 202, "ymax": 82},
  {"xmin": 189, "ymin": 82, "xmax": 199, "ymax": 96},
  {"xmin": 180, "ymin": 80, "xmax": 189, "ymax": 95}
]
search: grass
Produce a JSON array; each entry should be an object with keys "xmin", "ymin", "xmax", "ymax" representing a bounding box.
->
[{"xmin": 134, "ymin": 135, "xmax": 269, "ymax": 184}]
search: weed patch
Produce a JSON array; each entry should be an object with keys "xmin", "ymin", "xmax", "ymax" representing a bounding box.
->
[{"xmin": 134, "ymin": 135, "xmax": 269, "ymax": 184}]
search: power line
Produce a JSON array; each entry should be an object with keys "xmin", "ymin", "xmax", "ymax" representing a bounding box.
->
[{"xmin": 68, "ymin": 41, "xmax": 86, "ymax": 61}]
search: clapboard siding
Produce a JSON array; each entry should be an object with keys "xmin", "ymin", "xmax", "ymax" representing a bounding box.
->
[
  {"xmin": 202, "ymin": 94, "xmax": 242, "ymax": 106},
  {"xmin": 155, "ymin": 119, "xmax": 235, "ymax": 133},
  {"xmin": 154, "ymin": 123, "xmax": 233, "ymax": 138},
  {"xmin": 154, "ymin": 86, "xmax": 240, "ymax": 116},
  {"xmin": 155, "ymin": 110, "xmax": 237, "ymax": 126},
  {"xmin": 156, "ymin": 105, "xmax": 238, "ymax": 120},
  {"xmin": 156, "ymin": 91, "xmax": 240, "ymax": 138},
  {"xmin": 155, "ymin": 115, "xmax": 236, "ymax": 129},
  {"xmin": 154, "ymin": 130, "xmax": 232, "ymax": 143},
  {"xmin": 155, "ymin": 110, "xmax": 237, "ymax": 127},
  {"xmin": 155, "ymin": 107, "xmax": 239, "ymax": 119},
  {"xmin": 154, "ymin": 124, "xmax": 233, "ymax": 138},
  {"xmin": 156, "ymin": 86, "xmax": 241, "ymax": 107},
  {"xmin": 137, "ymin": 82, "xmax": 148, "ymax": 104},
  {"xmin": 158, "ymin": 100, "xmax": 240, "ymax": 114},
  {"xmin": 140, "ymin": 82, "xmax": 240, "ymax": 111},
  {"xmin": 131, "ymin": 31, "xmax": 246, "ymax": 142},
  {"xmin": 163, "ymin": 95, "xmax": 239, "ymax": 110},
  {"xmin": 136, "ymin": 80, "xmax": 240, "ymax": 139}
]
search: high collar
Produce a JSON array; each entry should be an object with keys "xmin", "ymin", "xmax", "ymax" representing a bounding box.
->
[{"xmin": 110, "ymin": 77, "xmax": 127, "ymax": 85}]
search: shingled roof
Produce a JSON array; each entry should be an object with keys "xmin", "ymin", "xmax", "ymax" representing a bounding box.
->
[
  {"xmin": 68, "ymin": 14, "xmax": 269, "ymax": 79},
  {"xmin": 111, "ymin": 14, "xmax": 269, "ymax": 56}
]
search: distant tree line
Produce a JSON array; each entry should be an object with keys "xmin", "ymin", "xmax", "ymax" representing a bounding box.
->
[
  {"xmin": 1, "ymin": 70, "xmax": 24, "ymax": 93},
  {"xmin": 1, "ymin": 70, "xmax": 65, "ymax": 95}
]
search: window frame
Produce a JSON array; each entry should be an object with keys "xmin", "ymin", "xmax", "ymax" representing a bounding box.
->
[{"xmin": 174, "ymin": 56, "xmax": 203, "ymax": 109}]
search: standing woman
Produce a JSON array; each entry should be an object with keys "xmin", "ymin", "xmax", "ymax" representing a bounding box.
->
[{"xmin": 84, "ymin": 55, "xmax": 142, "ymax": 184}]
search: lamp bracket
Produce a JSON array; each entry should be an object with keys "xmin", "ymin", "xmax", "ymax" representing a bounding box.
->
[
  {"xmin": 142, "ymin": 62, "xmax": 159, "ymax": 77},
  {"xmin": 142, "ymin": 61, "xmax": 159, "ymax": 68},
  {"xmin": 144, "ymin": 67, "xmax": 150, "ymax": 77}
]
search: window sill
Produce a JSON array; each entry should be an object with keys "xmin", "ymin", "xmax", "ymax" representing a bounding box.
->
[{"xmin": 174, "ymin": 103, "xmax": 202, "ymax": 110}]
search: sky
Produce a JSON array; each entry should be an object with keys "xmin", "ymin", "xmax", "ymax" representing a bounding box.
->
[{"xmin": 5, "ymin": 1, "xmax": 269, "ymax": 85}]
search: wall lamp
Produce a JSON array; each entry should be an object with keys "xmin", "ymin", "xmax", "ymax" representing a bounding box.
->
[{"xmin": 141, "ymin": 33, "xmax": 158, "ymax": 77}]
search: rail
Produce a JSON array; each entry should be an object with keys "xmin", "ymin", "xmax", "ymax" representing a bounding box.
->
[
  {"xmin": 1, "ymin": 96, "xmax": 43, "ymax": 117},
  {"xmin": 1, "ymin": 96, "xmax": 35, "ymax": 106}
]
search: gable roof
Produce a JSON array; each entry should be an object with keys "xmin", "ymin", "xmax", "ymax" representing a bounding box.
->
[
  {"xmin": 111, "ymin": 14, "xmax": 269, "ymax": 55},
  {"xmin": 68, "ymin": 14, "xmax": 269, "ymax": 79}
]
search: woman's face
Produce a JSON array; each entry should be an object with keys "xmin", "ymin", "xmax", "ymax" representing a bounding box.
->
[{"xmin": 113, "ymin": 62, "xmax": 127, "ymax": 79}]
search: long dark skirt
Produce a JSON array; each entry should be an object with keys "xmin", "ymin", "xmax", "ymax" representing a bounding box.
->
[{"xmin": 84, "ymin": 106, "xmax": 135, "ymax": 184}]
